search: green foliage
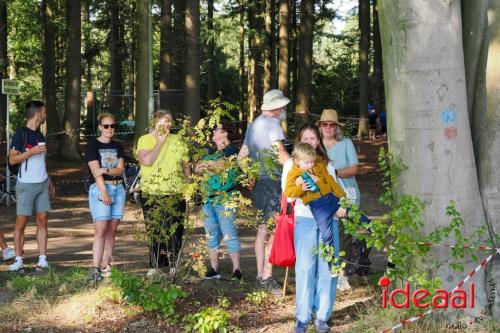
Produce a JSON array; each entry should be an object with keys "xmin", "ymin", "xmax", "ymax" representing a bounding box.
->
[
  {"xmin": 315, "ymin": 243, "xmax": 347, "ymax": 277},
  {"xmin": 7, "ymin": 267, "xmax": 87, "ymax": 296},
  {"xmin": 244, "ymin": 291, "xmax": 268, "ymax": 306},
  {"xmin": 183, "ymin": 306, "xmax": 231, "ymax": 333},
  {"xmin": 110, "ymin": 268, "xmax": 187, "ymax": 321}
]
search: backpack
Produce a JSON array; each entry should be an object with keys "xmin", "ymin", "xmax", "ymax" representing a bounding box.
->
[{"xmin": 7, "ymin": 128, "xmax": 28, "ymax": 177}]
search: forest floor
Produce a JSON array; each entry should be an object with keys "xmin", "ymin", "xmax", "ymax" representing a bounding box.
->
[{"xmin": 0, "ymin": 138, "xmax": 496, "ymax": 333}]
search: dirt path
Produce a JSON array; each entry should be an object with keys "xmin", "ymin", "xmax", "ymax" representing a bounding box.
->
[{"xmin": 0, "ymin": 139, "xmax": 389, "ymax": 332}]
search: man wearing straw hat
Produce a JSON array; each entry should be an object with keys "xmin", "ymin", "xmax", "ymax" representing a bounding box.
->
[{"xmin": 238, "ymin": 89, "xmax": 290, "ymax": 295}]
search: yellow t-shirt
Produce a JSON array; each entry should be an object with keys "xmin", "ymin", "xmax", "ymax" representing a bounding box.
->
[{"xmin": 136, "ymin": 133, "xmax": 189, "ymax": 195}]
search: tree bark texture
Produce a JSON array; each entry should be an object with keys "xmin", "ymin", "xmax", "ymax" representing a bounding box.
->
[
  {"xmin": 357, "ymin": 0, "xmax": 370, "ymax": 137},
  {"xmin": 295, "ymin": 0, "xmax": 314, "ymax": 118},
  {"xmin": 183, "ymin": 0, "xmax": 200, "ymax": 124},
  {"xmin": 172, "ymin": 0, "xmax": 185, "ymax": 116},
  {"xmin": 109, "ymin": 0, "xmax": 124, "ymax": 114},
  {"xmin": 134, "ymin": 0, "xmax": 150, "ymax": 142},
  {"xmin": 42, "ymin": 0, "xmax": 59, "ymax": 134},
  {"xmin": 160, "ymin": 0, "xmax": 173, "ymax": 109},
  {"xmin": 278, "ymin": 0, "xmax": 289, "ymax": 96},
  {"xmin": 59, "ymin": 0, "xmax": 81, "ymax": 160},
  {"xmin": 0, "ymin": 0, "xmax": 7, "ymax": 134},
  {"xmin": 464, "ymin": 0, "xmax": 500, "ymax": 319},
  {"xmin": 379, "ymin": 0, "xmax": 488, "ymax": 315},
  {"xmin": 238, "ymin": 1, "xmax": 245, "ymax": 135}
]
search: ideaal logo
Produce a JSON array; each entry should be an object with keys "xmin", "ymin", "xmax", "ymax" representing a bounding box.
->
[{"xmin": 378, "ymin": 277, "xmax": 475, "ymax": 309}]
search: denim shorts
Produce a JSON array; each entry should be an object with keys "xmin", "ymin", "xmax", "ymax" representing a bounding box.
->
[
  {"xmin": 202, "ymin": 203, "xmax": 240, "ymax": 253},
  {"xmin": 88, "ymin": 183, "xmax": 126, "ymax": 222}
]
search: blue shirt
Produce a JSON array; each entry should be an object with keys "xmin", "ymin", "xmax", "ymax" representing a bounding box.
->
[{"xmin": 326, "ymin": 138, "xmax": 360, "ymax": 204}]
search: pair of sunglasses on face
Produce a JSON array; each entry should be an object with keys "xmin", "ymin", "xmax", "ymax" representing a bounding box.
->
[{"xmin": 101, "ymin": 124, "xmax": 116, "ymax": 129}]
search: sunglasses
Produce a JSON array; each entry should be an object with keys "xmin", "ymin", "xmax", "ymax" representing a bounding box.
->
[
  {"xmin": 321, "ymin": 122, "xmax": 337, "ymax": 128},
  {"xmin": 101, "ymin": 124, "xmax": 116, "ymax": 129}
]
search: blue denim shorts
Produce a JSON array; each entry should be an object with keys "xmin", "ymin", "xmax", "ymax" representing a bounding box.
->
[
  {"xmin": 202, "ymin": 203, "xmax": 240, "ymax": 253},
  {"xmin": 88, "ymin": 183, "xmax": 126, "ymax": 222}
]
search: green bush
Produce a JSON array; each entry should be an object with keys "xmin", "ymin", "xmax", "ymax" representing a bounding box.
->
[
  {"xmin": 110, "ymin": 268, "xmax": 187, "ymax": 321},
  {"xmin": 183, "ymin": 306, "xmax": 230, "ymax": 333}
]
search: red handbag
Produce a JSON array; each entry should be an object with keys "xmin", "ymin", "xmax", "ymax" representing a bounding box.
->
[{"xmin": 269, "ymin": 195, "xmax": 296, "ymax": 267}]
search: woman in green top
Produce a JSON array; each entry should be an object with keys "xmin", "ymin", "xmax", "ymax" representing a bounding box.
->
[
  {"xmin": 136, "ymin": 110, "xmax": 191, "ymax": 274},
  {"xmin": 194, "ymin": 119, "xmax": 242, "ymax": 280}
]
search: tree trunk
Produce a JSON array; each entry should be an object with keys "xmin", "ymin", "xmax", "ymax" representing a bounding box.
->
[
  {"xmin": 247, "ymin": 0, "xmax": 263, "ymax": 123},
  {"xmin": 42, "ymin": 0, "xmax": 59, "ymax": 134},
  {"xmin": 135, "ymin": 0, "xmax": 150, "ymax": 142},
  {"xmin": 172, "ymin": 0, "xmax": 185, "ymax": 117},
  {"xmin": 278, "ymin": 0, "xmax": 289, "ymax": 96},
  {"xmin": 357, "ymin": 0, "xmax": 370, "ymax": 137},
  {"xmin": 295, "ymin": 0, "xmax": 313, "ymax": 122},
  {"xmin": 0, "ymin": 0, "xmax": 8, "ymax": 136},
  {"xmin": 59, "ymin": 0, "xmax": 81, "ymax": 161},
  {"xmin": 263, "ymin": 0, "xmax": 273, "ymax": 93},
  {"xmin": 290, "ymin": 0, "xmax": 298, "ymax": 109},
  {"xmin": 238, "ymin": 0, "xmax": 245, "ymax": 135},
  {"xmin": 206, "ymin": 0, "xmax": 216, "ymax": 101},
  {"xmin": 183, "ymin": 0, "xmax": 200, "ymax": 124},
  {"xmin": 379, "ymin": 0, "xmax": 488, "ymax": 315},
  {"xmin": 109, "ymin": 0, "xmax": 123, "ymax": 114},
  {"xmin": 372, "ymin": 0, "xmax": 383, "ymax": 115},
  {"xmin": 127, "ymin": 0, "xmax": 136, "ymax": 120},
  {"xmin": 160, "ymin": 0, "xmax": 173, "ymax": 109},
  {"xmin": 463, "ymin": 0, "xmax": 500, "ymax": 319},
  {"xmin": 82, "ymin": 0, "xmax": 92, "ymax": 91}
]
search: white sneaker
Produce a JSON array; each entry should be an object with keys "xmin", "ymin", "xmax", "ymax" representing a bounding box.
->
[
  {"xmin": 337, "ymin": 276, "xmax": 352, "ymax": 291},
  {"xmin": 36, "ymin": 259, "xmax": 49, "ymax": 273},
  {"xmin": 2, "ymin": 247, "xmax": 15, "ymax": 261},
  {"xmin": 8, "ymin": 259, "xmax": 24, "ymax": 273},
  {"xmin": 101, "ymin": 265, "xmax": 112, "ymax": 278}
]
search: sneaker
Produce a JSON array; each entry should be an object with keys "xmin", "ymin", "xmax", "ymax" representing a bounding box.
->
[
  {"xmin": 337, "ymin": 276, "xmax": 352, "ymax": 292},
  {"xmin": 314, "ymin": 318, "xmax": 330, "ymax": 333},
  {"xmin": 8, "ymin": 259, "xmax": 24, "ymax": 274},
  {"xmin": 259, "ymin": 276, "xmax": 282, "ymax": 295},
  {"xmin": 101, "ymin": 265, "xmax": 112, "ymax": 278},
  {"xmin": 87, "ymin": 267, "xmax": 102, "ymax": 283},
  {"xmin": 294, "ymin": 320, "xmax": 309, "ymax": 333},
  {"xmin": 146, "ymin": 268, "xmax": 162, "ymax": 278},
  {"xmin": 204, "ymin": 268, "xmax": 221, "ymax": 280},
  {"xmin": 231, "ymin": 269, "xmax": 243, "ymax": 280},
  {"xmin": 2, "ymin": 247, "xmax": 15, "ymax": 261}
]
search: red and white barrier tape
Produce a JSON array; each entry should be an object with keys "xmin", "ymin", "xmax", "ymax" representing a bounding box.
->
[{"xmin": 379, "ymin": 248, "xmax": 499, "ymax": 333}]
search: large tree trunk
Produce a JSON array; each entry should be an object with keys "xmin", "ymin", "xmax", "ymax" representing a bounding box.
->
[
  {"xmin": 59, "ymin": 0, "xmax": 81, "ymax": 161},
  {"xmin": 290, "ymin": 0, "xmax": 298, "ymax": 108},
  {"xmin": 278, "ymin": 0, "xmax": 289, "ymax": 96},
  {"xmin": 0, "ymin": 0, "xmax": 8, "ymax": 137},
  {"xmin": 109, "ymin": 0, "xmax": 123, "ymax": 114},
  {"xmin": 206, "ymin": 0, "xmax": 216, "ymax": 101},
  {"xmin": 372, "ymin": 0, "xmax": 383, "ymax": 115},
  {"xmin": 463, "ymin": 0, "xmax": 500, "ymax": 319},
  {"xmin": 379, "ymin": 0, "xmax": 488, "ymax": 316},
  {"xmin": 134, "ymin": 0, "xmax": 150, "ymax": 141},
  {"xmin": 42, "ymin": 0, "xmax": 59, "ymax": 134},
  {"xmin": 295, "ymin": 0, "xmax": 313, "ymax": 124},
  {"xmin": 172, "ymin": 0, "xmax": 185, "ymax": 117},
  {"xmin": 183, "ymin": 0, "xmax": 200, "ymax": 124},
  {"xmin": 357, "ymin": 0, "xmax": 370, "ymax": 137},
  {"xmin": 160, "ymin": 0, "xmax": 173, "ymax": 109},
  {"xmin": 127, "ymin": 0, "xmax": 136, "ymax": 120}
]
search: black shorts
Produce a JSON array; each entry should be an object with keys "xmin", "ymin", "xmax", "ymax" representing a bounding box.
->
[{"xmin": 251, "ymin": 179, "xmax": 281, "ymax": 224}]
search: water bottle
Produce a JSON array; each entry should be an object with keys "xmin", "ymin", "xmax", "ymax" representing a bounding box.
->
[{"xmin": 301, "ymin": 172, "xmax": 319, "ymax": 192}]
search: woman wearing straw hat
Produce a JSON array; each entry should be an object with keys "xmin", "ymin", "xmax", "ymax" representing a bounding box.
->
[{"xmin": 317, "ymin": 109, "xmax": 370, "ymax": 280}]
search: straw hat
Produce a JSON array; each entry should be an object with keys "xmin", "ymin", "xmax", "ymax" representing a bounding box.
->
[
  {"xmin": 316, "ymin": 109, "xmax": 345, "ymax": 126},
  {"xmin": 261, "ymin": 89, "xmax": 291, "ymax": 111}
]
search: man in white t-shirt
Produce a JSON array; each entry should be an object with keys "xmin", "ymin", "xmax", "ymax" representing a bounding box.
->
[
  {"xmin": 8, "ymin": 101, "xmax": 55, "ymax": 273},
  {"xmin": 238, "ymin": 89, "xmax": 290, "ymax": 294}
]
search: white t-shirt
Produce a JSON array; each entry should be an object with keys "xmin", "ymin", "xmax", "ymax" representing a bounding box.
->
[{"xmin": 281, "ymin": 158, "xmax": 340, "ymax": 218}]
